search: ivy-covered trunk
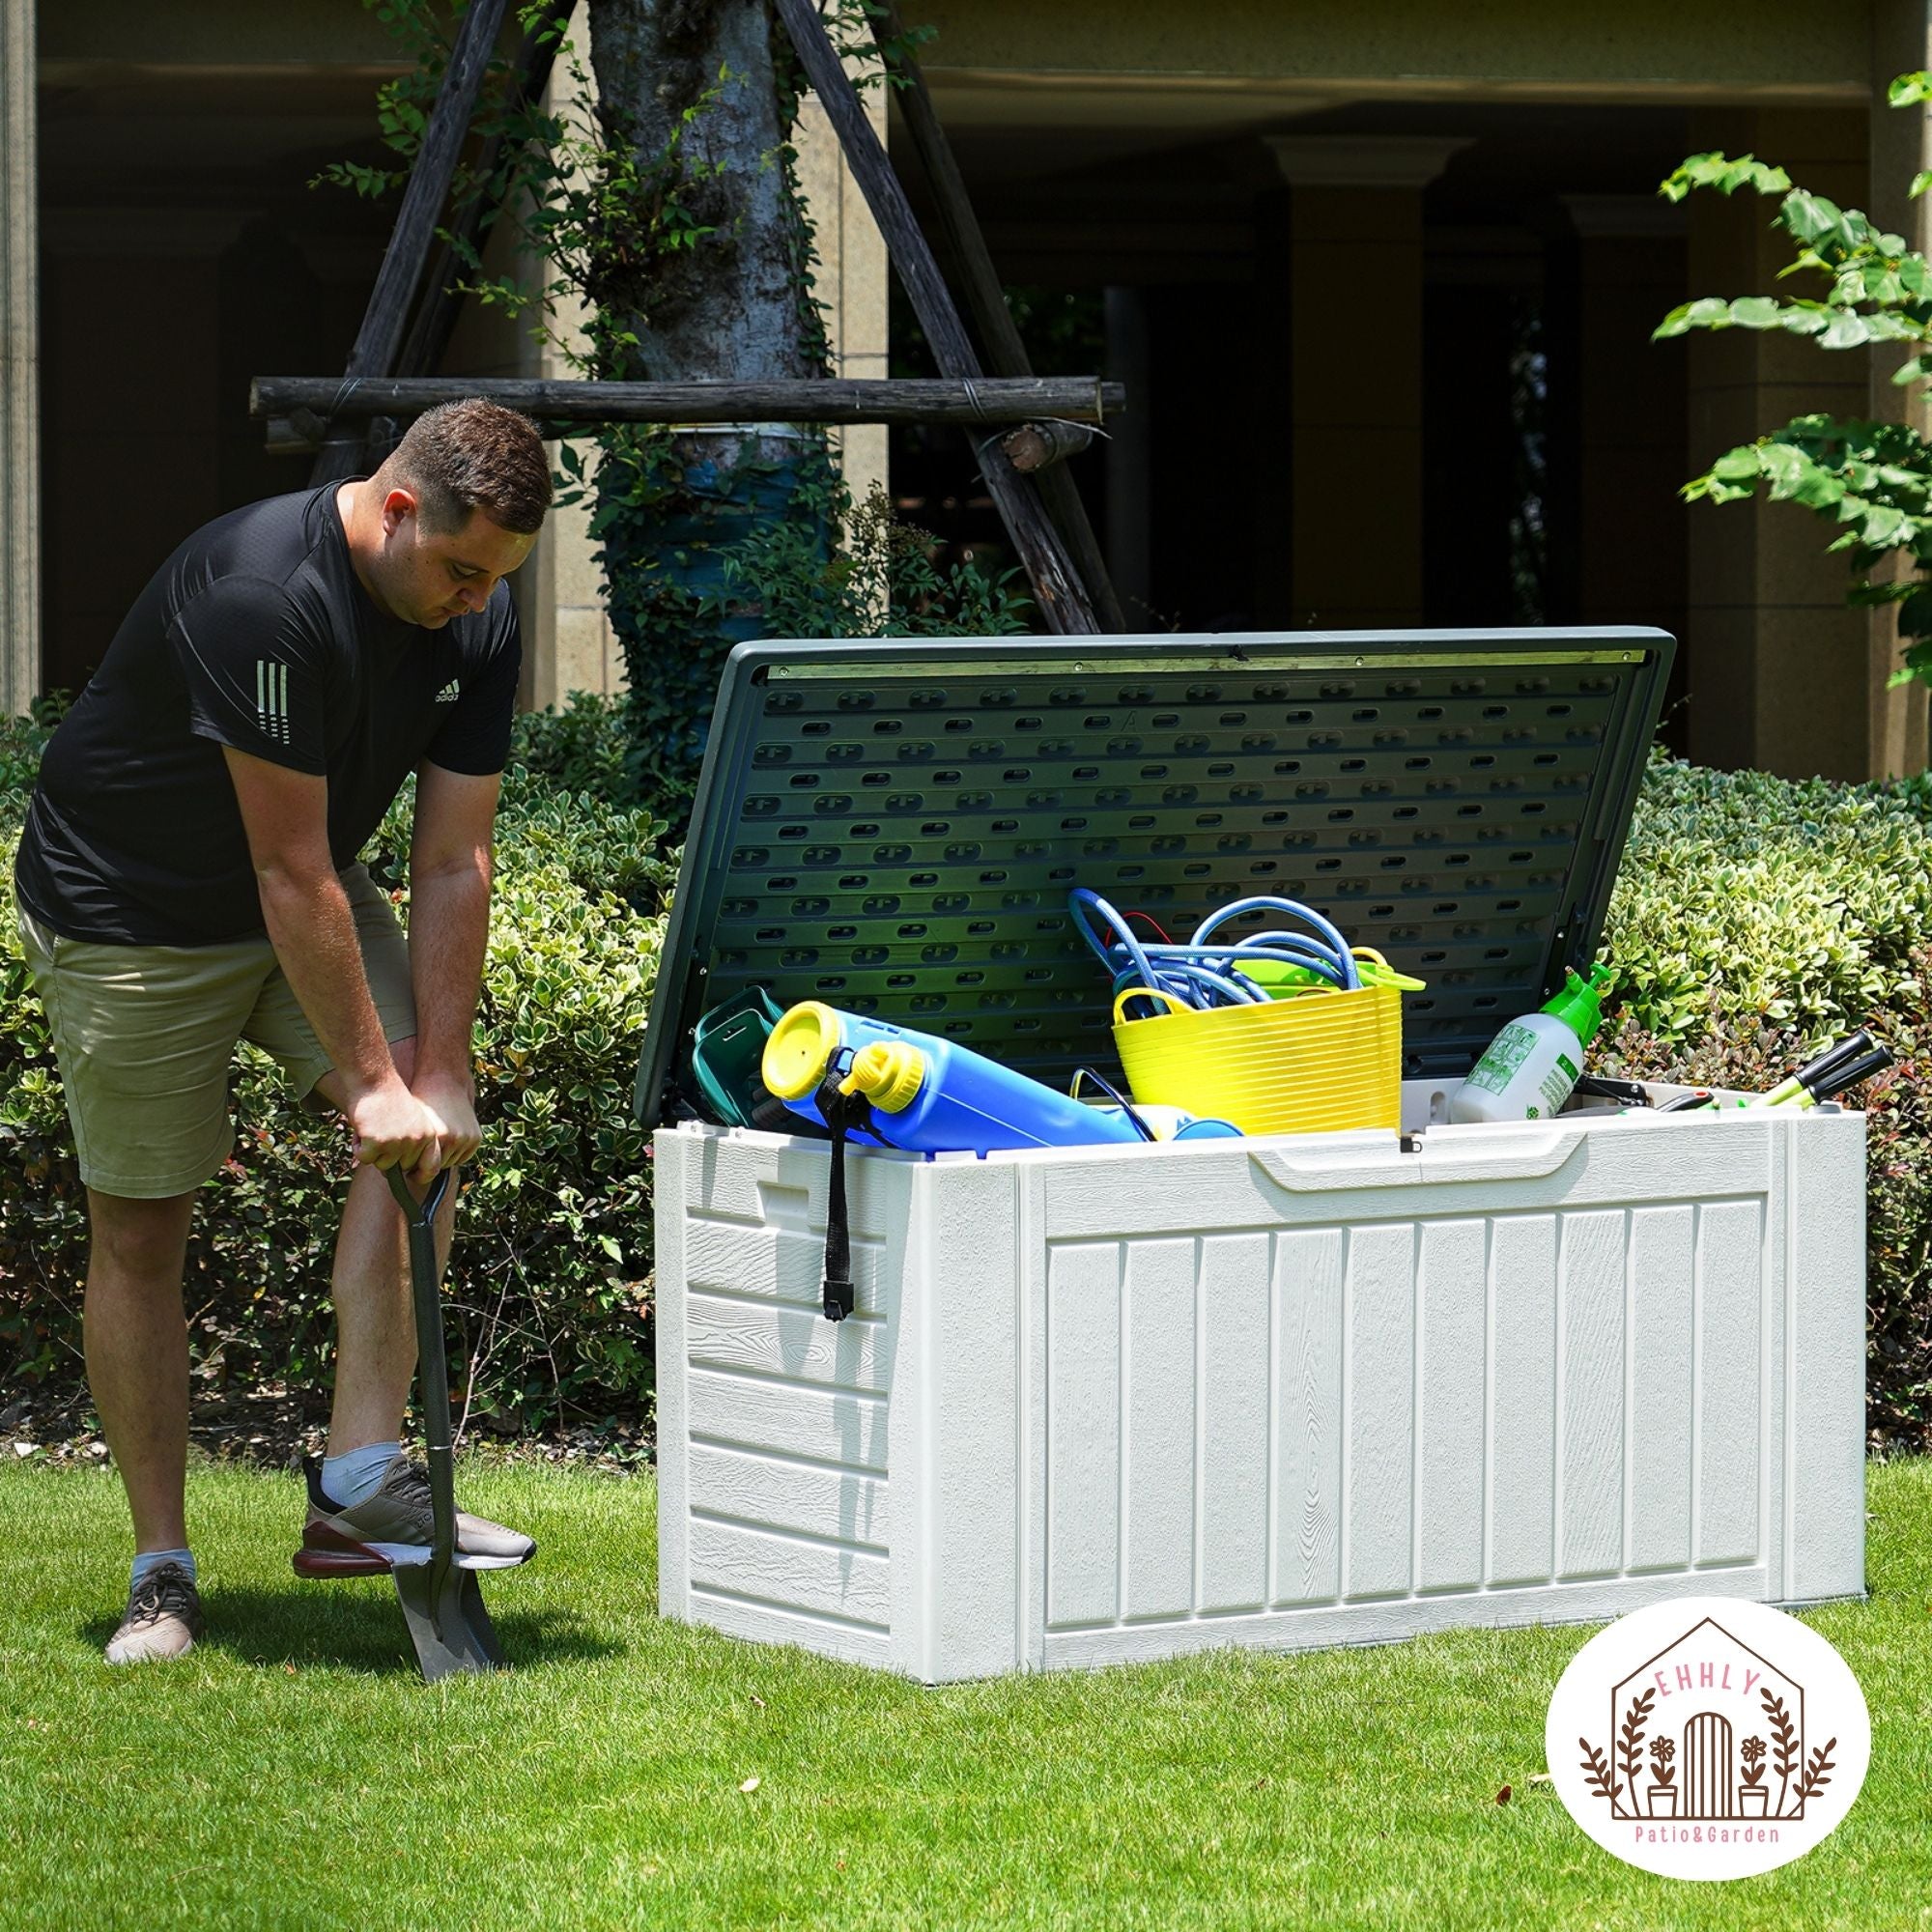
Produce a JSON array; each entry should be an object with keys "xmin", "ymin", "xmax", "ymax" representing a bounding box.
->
[{"xmin": 585, "ymin": 0, "xmax": 829, "ymax": 801}]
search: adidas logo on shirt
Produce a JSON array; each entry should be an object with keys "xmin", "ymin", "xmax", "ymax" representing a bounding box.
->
[{"xmin": 435, "ymin": 679, "xmax": 461, "ymax": 704}]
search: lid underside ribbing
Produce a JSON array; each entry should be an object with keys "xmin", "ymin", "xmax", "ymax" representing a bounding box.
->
[{"xmin": 636, "ymin": 630, "xmax": 1673, "ymax": 1128}]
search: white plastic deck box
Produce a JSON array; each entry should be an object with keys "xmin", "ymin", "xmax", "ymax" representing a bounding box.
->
[{"xmin": 639, "ymin": 633, "xmax": 1867, "ymax": 1682}]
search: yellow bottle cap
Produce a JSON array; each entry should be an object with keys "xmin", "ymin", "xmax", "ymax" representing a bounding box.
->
[
  {"xmin": 838, "ymin": 1038, "xmax": 926, "ymax": 1113},
  {"xmin": 760, "ymin": 1002, "xmax": 844, "ymax": 1100}
]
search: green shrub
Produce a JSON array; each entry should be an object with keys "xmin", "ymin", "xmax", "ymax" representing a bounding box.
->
[
  {"xmin": 5, "ymin": 707, "xmax": 1929, "ymax": 1454},
  {"xmin": 502, "ymin": 690, "xmax": 647, "ymax": 815},
  {"xmin": 1604, "ymin": 753, "xmax": 1932, "ymax": 1042},
  {"xmin": 0, "ymin": 699, "xmax": 58, "ymax": 830},
  {"xmin": 1600, "ymin": 755, "xmax": 1932, "ymax": 1451},
  {"xmin": 1, "ymin": 703, "xmax": 668, "ymax": 1441}
]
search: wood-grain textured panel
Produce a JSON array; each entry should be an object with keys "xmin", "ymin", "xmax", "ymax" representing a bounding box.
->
[
  {"xmin": 1557, "ymin": 1209, "xmax": 1627, "ymax": 1578},
  {"xmin": 1345, "ymin": 1223, "xmax": 1417, "ymax": 1599},
  {"xmin": 1416, "ymin": 1218, "xmax": 1489, "ymax": 1592},
  {"xmin": 685, "ymin": 1289, "xmax": 894, "ymax": 1392},
  {"xmin": 1272, "ymin": 1228, "xmax": 1344, "ymax": 1607},
  {"xmin": 682, "ymin": 1217, "xmax": 891, "ymax": 1314},
  {"xmin": 1696, "ymin": 1199, "xmax": 1763, "ymax": 1566},
  {"xmin": 1199, "ymin": 1233, "xmax": 1271, "ymax": 1613},
  {"xmin": 1488, "ymin": 1214, "xmax": 1555, "ymax": 1586},
  {"xmin": 1629, "ymin": 1204, "xmax": 1695, "ymax": 1571},
  {"xmin": 687, "ymin": 1441, "xmax": 891, "ymax": 1550},
  {"xmin": 688, "ymin": 1519, "xmax": 891, "ymax": 1629},
  {"xmin": 686, "ymin": 1367, "xmax": 889, "ymax": 1473},
  {"xmin": 1046, "ymin": 1241, "xmax": 1122, "ymax": 1629},
  {"xmin": 1122, "ymin": 1237, "xmax": 1198, "ymax": 1621}
]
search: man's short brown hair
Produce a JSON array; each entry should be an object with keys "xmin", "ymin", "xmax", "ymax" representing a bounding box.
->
[{"xmin": 384, "ymin": 399, "xmax": 552, "ymax": 536}]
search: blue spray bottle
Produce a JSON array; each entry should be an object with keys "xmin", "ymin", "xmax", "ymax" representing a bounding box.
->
[{"xmin": 760, "ymin": 1002, "xmax": 1142, "ymax": 1155}]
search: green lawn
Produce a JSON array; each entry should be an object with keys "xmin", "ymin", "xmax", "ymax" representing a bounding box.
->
[{"xmin": 3, "ymin": 1456, "xmax": 1929, "ymax": 1932}]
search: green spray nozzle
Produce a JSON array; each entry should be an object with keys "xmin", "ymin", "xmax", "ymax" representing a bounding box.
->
[{"xmin": 1543, "ymin": 960, "xmax": 1614, "ymax": 1048}]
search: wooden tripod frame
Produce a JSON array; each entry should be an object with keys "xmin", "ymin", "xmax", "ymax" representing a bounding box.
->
[{"xmin": 280, "ymin": 0, "xmax": 1121, "ymax": 632}]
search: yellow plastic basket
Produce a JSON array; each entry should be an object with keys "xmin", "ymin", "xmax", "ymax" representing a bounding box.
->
[{"xmin": 1112, "ymin": 980, "xmax": 1403, "ymax": 1136}]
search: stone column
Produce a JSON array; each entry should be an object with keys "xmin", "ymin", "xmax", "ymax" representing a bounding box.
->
[
  {"xmin": 1541, "ymin": 194, "xmax": 1690, "ymax": 754},
  {"xmin": 515, "ymin": 2, "xmax": 625, "ymax": 709},
  {"xmin": 1684, "ymin": 108, "xmax": 1890, "ymax": 780},
  {"xmin": 1, "ymin": 0, "xmax": 39, "ymax": 714},
  {"xmin": 1264, "ymin": 136, "xmax": 1468, "ymax": 631},
  {"xmin": 794, "ymin": 78, "xmax": 890, "ymax": 513},
  {"xmin": 1550, "ymin": 198, "xmax": 1690, "ymax": 639}
]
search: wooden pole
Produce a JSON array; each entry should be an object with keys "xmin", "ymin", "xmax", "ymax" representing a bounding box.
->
[
  {"xmin": 1001, "ymin": 420, "xmax": 1097, "ymax": 475},
  {"xmin": 870, "ymin": 1, "xmax": 1127, "ymax": 632},
  {"xmin": 256, "ymin": 373, "xmax": 1123, "ymax": 428},
  {"xmin": 390, "ymin": 0, "xmax": 575, "ymax": 393},
  {"xmin": 769, "ymin": 0, "xmax": 1100, "ymax": 635},
  {"xmin": 310, "ymin": 0, "xmax": 512, "ymax": 486}
]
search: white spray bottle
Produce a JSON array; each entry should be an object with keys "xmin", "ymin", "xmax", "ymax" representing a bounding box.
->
[{"xmin": 1451, "ymin": 962, "xmax": 1613, "ymax": 1124}]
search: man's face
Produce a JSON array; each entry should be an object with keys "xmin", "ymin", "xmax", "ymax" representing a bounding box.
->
[{"xmin": 376, "ymin": 490, "xmax": 537, "ymax": 629}]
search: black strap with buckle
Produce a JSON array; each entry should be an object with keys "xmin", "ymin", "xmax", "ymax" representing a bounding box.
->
[{"xmin": 816, "ymin": 1075, "xmax": 874, "ymax": 1321}]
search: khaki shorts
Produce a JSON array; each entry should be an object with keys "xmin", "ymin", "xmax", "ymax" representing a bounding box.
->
[{"xmin": 14, "ymin": 863, "xmax": 417, "ymax": 1200}]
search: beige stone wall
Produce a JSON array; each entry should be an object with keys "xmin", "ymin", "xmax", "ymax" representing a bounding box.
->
[
  {"xmin": 909, "ymin": 0, "xmax": 1869, "ymax": 101},
  {"xmin": 2, "ymin": 0, "xmax": 38, "ymax": 716},
  {"xmin": 38, "ymin": 0, "xmax": 401, "ymax": 65},
  {"xmin": 520, "ymin": 289, "xmax": 619, "ymax": 714},
  {"xmin": 795, "ymin": 87, "xmax": 891, "ymax": 517}
]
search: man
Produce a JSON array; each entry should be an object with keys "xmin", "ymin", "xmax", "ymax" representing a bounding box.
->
[{"xmin": 12, "ymin": 399, "xmax": 551, "ymax": 1664}]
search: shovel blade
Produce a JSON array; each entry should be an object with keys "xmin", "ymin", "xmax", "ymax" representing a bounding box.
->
[{"xmin": 394, "ymin": 1562, "xmax": 505, "ymax": 1680}]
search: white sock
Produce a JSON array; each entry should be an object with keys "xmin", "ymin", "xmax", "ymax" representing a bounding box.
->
[
  {"xmin": 321, "ymin": 1440, "xmax": 402, "ymax": 1510},
  {"xmin": 130, "ymin": 1548, "xmax": 194, "ymax": 1593}
]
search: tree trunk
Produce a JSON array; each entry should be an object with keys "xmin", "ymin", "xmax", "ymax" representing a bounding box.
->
[{"xmin": 585, "ymin": 0, "xmax": 825, "ymax": 796}]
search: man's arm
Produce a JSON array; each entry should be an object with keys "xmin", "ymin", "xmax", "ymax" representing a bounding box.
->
[
  {"xmin": 405, "ymin": 761, "xmax": 501, "ymax": 1167},
  {"xmin": 221, "ymin": 745, "xmax": 444, "ymax": 1176}
]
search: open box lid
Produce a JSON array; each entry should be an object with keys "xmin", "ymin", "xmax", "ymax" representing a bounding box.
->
[{"xmin": 634, "ymin": 628, "xmax": 1674, "ymax": 1128}]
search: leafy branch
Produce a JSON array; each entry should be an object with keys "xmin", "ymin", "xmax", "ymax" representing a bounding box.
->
[
  {"xmin": 1653, "ymin": 72, "xmax": 1932, "ymax": 690},
  {"xmin": 1618, "ymin": 1688, "xmax": 1655, "ymax": 1802},
  {"xmin": 1577, "ymin": 1738, "xmax": 1621, "ymax": 1806},
  {"xmin": 1789, "ymin": 1737, "xmax": 1837, "ymax": 1813},
  {"xmin": 1761, "ymin": 1689, "xmax": 1801, "ymax": 1816}
]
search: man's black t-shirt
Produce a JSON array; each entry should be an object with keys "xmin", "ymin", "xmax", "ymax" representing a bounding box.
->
[{"xmin": 14, "ymin": 483, "xmax": 521, "ymax": 946}]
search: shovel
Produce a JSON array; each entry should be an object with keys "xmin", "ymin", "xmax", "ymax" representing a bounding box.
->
[{"xmin": 385, "ymin": 1164, "xmax": 506, "ymax": 1680}]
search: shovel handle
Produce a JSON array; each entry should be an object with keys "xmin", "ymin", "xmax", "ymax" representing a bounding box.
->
[
  {"xmin": 384, "ymin": 1164, "xmax": 454, "ymax": 1230},
  {"xmin": 384, "ymin": 1165, "xmax": 460, "ymax": 1586}
]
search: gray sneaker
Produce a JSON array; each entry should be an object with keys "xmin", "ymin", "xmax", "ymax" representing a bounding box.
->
[
  {"xmin": 293, "ymin": 1454, "xmax": 535, "ymax": 1577},
  {"xmin": 105, "ymin": 1560, "xmax": 203, "ymax": 1665}
]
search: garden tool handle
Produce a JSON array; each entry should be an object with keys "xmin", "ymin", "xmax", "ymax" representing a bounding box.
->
[
  {"xmin": 384, "ymin": 1167, "xmax": 460, "ymax": 1591},
  {"xmin": 384, "ymin": 1164, "xmax": 453, "ymax": 1230}
]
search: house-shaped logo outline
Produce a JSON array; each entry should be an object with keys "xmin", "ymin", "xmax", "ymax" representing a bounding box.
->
[{"xmin": 1605, "ymin": 1615, "xmax": 1805, "ymax": 1822}]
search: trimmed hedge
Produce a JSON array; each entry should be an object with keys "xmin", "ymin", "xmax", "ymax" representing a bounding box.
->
[
  {"xmin": 1600, "ymin": 753, "xmax": 1932, "ymax": 1452},
  {"xmin": 2, "ymin": 696, "xmax": 669, "ymax": 1441},
  {"xmin": 1605, "ymin": 755, "xmax": 1930, "ymax": 1043},
  {"xmin": 3, "ymin": 703, "xmax": 1929, "ymax": 1452}
]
